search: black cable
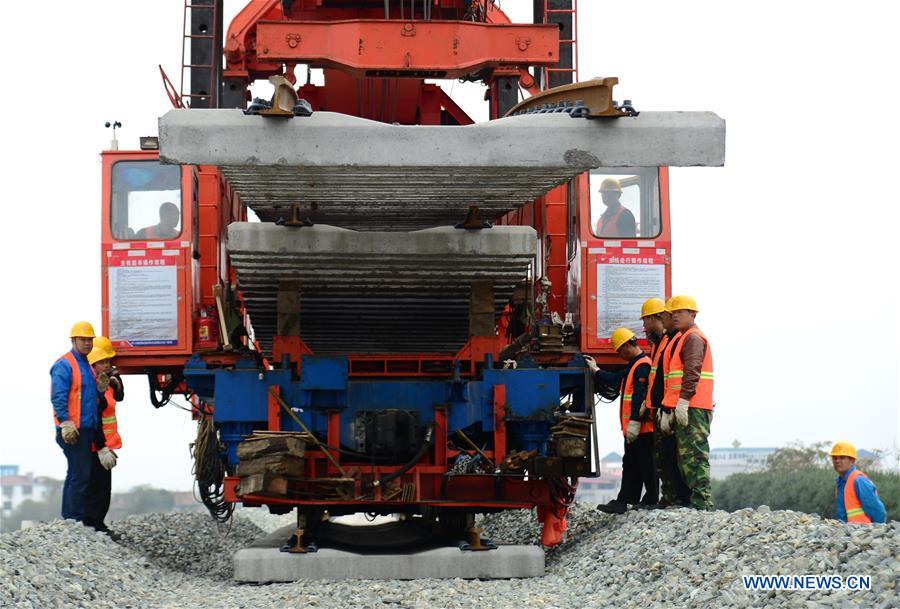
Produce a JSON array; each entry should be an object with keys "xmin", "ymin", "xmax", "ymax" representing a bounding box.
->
[
  {"xmin": 147, "ymin": 371, "xmax": 185, "ymax": 409},
  {"xmin": 366, "ymin": 423, "xmax": 435, "ymax": 490},
  {"xmin": 191, "ymin": 415, "xmax": 233, "ymax": 523}
]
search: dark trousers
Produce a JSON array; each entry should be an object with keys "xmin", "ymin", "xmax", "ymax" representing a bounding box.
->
[
  {"xmin": 84, "ymin": 453, "xmax": 112, "ymax": 530},
  {"xmin": 56, "ymin": 428, "xmax": 94, "ymax": 521},
  {"xmin": 617, "ymin": 432, "xmax": 658, "ymax": 505},
  {"xmin": 657, "ymin": 432, "xmax": 692, "ymax": 505}
]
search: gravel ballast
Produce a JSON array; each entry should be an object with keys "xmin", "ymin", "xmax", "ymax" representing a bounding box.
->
[{"xmin": 1, "ymin": 504, "xmax": 897, "ymax": 609}]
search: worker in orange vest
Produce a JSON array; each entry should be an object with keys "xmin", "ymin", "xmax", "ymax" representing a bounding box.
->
[
  {"xmin": 831, "ymin": 442, "xmax": 886, "ymax": 524},
  {"xmin": 137, "ymin": 201, "xmax": 180, "ymax": 240},
  {"xmin": 84, "ymin": 337, "xmax": 123, "ymax": 535},
  {"xmin": 50, "ymin": 322, "xmax": 101, "ymax": 522},
  {"xmin": 660, "ymin": 295, "xmax": 715, "ymax": 510},
  {"xmin": 594, "ymin": 178, "xmax": 637, "ymax": 238},
  {"xmin": 589, "ymin": 327, "xmax": 657, "ymax": 514},
  {"xmin": 642, "ymin": 298, "xmax": 691, "ymax": 508}
]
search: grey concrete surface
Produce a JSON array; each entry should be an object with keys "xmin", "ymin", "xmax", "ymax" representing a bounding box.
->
[
  {"xmin": 159, "ymin": 110, "xmax": 725, "ymax": 230},
  {"xmin": 233, "ymin": 525, "xmax": 545, "ymax": 582},
  {"xmin": 227, "ymin": 224, "xmax": 536, "ymax": 354}
]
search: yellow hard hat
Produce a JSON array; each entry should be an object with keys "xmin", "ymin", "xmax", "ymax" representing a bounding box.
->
[
  {"xmin": 599, "ymin": 178, "xmax": 623, "ymax": 193},
  {"xmin": 70, "ymin": 321, "xmax": 96, "ymax": 338},
  {"xmin": 830, "ymin": 441, "xmax": 858, "ymax": 460},
  {"xmin": 610, "ymin": 327, "xmax": 636, "ymax": 351},
  {"xmin": 88, "ymin": 346, "xmax": 116, "ymax": 365},
  {"xmin": 667, "ymin": 295, "xmax": 699, "ymax": 313},
  {"xmin": 641, "ymin": 298, "xmax": 666, "ymax": 318},
  {"xmin": 87, "ymin": 336, "xmax": 116, "ymax": 365},
  {"xmin": 93, "ymin": 336, "xmax": 114, "ymax": 352}
]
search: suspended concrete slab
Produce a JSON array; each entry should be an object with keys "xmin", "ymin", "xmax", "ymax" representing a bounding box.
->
[
  {"xmin": 233, "ymin": 524, "xmax": 545, "ymax": 582},
  {"xmin": 160, "ymin": 109, "xmax": 725, "ymax": 230},
  {"xmin": 228, "ymin": 223, "xmax": 536, "ymax": 354}
]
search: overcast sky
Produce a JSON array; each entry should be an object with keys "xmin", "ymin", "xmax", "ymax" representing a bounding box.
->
[{"xmin": 1, "ymin": 1, "xmax": 897, "ymax": 492}]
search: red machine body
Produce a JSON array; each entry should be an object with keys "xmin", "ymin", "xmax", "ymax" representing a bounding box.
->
[{"xmin": 98, "ymin": 1, "xmax": 675, "ymax": 543}]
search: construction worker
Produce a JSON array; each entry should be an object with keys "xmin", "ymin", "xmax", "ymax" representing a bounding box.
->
[
  {"xmin": 661, "ymin": 295, "xmax": 714, "ymax": 510},
  {"xmin": 642, "ymin": 298, "xmax": 691, "ymax": 508},
  {"xmin": 594, "ymin": 178, "xmax": 637, "ymax": 238},
  {"xmin": 831, "ymin": 442, "xmax": 886, "ymax": 524},
  {"xmin": 137, "ymin": 201, "xmax": 180, "ymax": 240},
  {"xmin": 51, "ymin": 322, "xmax": 100, "ymax": 522},
  {"xmin": 84, "ymin": 337, "xmax": 123, "ymax": 535},
  {"xmin": 589, "ymin": 327, "xmax": 657, "ymax": 513}
]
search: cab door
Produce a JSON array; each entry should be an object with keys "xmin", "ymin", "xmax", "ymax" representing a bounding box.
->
[
  {"xmin": 580, "ymin": 167, "xmax": 672, "ymax": 358},
  {"xmin": 100, "ymin": 152, "xmax": 195, "ymax": 362}
]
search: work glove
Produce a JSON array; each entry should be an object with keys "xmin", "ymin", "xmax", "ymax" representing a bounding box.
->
[
  {"xmin": 675, "ymin": 398, "xmax": 690, "ymax": 427},
  {"xmin": 583, "ymin": 355, "xmax": 599, "ymax": 374},
  {"xmin": 60, "ymin": 420, "xmax": 79, "ymax": 445},
  {"xmin": 98, "ymin": 447, "xmax": 117, "ymax": 470},
  {"xmin": 625, "ymin": 420, "xmax": 641, "ymax": 443},
  {"xmin": 658, "ymin": 410, "xmax": 674, "ymax": 435},
  {"xmin": 96, "ymin": 372, "xmax": 110, "ymax": 392},
  {"xmin": 638, "ymin": 405, "xmax": 648, "ymax": 420}
]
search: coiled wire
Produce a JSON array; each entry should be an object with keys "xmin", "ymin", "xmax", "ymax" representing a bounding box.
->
[{"xmin": 191, "ymin": 413, "xmax": 233, "ymax": 523}]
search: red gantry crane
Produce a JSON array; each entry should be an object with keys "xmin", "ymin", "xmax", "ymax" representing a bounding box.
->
[{"xmin": 99, "ymin": 0, "xmax": 724, "ymax": 557}]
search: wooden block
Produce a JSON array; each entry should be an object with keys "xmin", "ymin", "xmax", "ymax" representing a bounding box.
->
[
  {"xmin": 237, "ymin": 473, "xmax": 288, "ymax": 497},
  {"xmin": 237, "ymin": 455, "xmax": 306, "ymax": 477},
  {"xmin": 237, "ymin": 436, "xmax": 306, "ymax": 460}
]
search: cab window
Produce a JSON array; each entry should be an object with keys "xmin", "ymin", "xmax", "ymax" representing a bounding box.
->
[
  {"xmin": 111, "ymin": 161, "xmax": 182, "ymax": 241},
  {"xmin": 589, "ymin": 168, "xmax": 660, "ymax": 238}
]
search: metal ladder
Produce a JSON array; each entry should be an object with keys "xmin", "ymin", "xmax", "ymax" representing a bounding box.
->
[
  {"xmin": 180, "ymin": 1, "xmax": 219, "ymax": 108},
  {"xmin": 542, "ymin": 0, "xmax": 579, "ymax": 89}
]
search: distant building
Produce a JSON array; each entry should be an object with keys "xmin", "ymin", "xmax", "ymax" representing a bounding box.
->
[
  {"xmin": 709, "ymin": 447, "xmax": 776, "ymax": 480},
  {"xmin": 0, "ymin": 465, "xmax": 52, "ymax": 517},
  {"xmin": 575, "ymin": 452, "xmax": 623, "ymax": 504}
]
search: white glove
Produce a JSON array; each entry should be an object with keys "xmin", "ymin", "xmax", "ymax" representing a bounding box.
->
[
  {"xmin": 638, "ymin": 405, "xmax": 648, "ymax": 420},
  {"xmin": 675, "ymin": 398, "xmax": 690, "ymax": 427},
  {"xmin": 98, "ymin": 447, "xmax": 117, "ymax": 470},
  {"xmin": 625, "ymin": 420, "xmax": 641, "ymax": 443},
  {"xmin": 60, "ymin": 420, "xmax": 79, "ymax": 445},
  {"xmin": 658, "ymin": 410, "xmax": 674, "ymax": 435},
  {"xmin": 583, "ymin": 355, "xmax": 599, "ymax": 374},
  {"xmin": 96, "ymin": 372, "xmax": 110, "ymax": 392}
]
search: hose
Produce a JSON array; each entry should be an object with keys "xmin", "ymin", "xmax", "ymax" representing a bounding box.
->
[
  {"xmin": 368, "ymin": 423, "xmax": 435, "ymax": 489},
  {"xmin": 147, "ymin": 371, "xmax": 185, "ymax": 409},
  {"xmin": 191, "ymin": 414, "xmax": 233, "ymax": 523}
]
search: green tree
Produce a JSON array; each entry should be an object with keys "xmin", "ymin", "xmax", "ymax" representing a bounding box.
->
[{"xmin": 766, "ymin": 441, "xmax": 831, "ymax": 472}]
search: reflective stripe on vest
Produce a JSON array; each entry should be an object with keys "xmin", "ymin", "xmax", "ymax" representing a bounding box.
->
[
  {"xmin": 595, "ymin": 206, "xmax": 625, "ymax": 236},
  {"xmin": 646, "ymin": 334, "xmax": 670, "ymax": 409},
  {"xmin": 843, "ymin": 469, "xmax": 873, "ymax": 524},
  {"xmin": 662, "ymin": 327, "xmax": 714, "ymax": 409},
  {"xmin": 621, "ymin": 355, "xmax": 653, "ymax": 436},
  {"xmin": 53, "ymin": 352, "xmax": 83, "ymax": 429},
  {"xmin": 100, "ymin": 386, "xmax": 122, "ymax": 450}
]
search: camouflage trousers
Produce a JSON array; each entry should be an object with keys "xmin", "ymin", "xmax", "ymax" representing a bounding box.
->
[{"xmin": 675, "ymin": 407, "xmax": 713, "ymax": 510}]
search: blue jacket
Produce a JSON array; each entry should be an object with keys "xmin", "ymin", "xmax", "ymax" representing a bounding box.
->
[
  {"xmin": 834, "ymin": 466, "xmax": 886, "ymax": 523},
  {"xmin": 50, "ymin": 349, "xmax": 99, "ymax": 429}
]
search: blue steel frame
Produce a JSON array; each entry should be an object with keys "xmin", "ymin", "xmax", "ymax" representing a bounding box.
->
[{"xmin": 183, "ymin": 354, "xmax": 592, "ymax": 467}]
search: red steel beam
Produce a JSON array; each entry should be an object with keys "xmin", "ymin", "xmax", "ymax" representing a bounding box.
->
[{"xmin": 255, "ymin": 19, "xmax": 559, "ymax": 77}]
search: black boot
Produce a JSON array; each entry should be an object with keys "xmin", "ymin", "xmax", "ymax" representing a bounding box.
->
[{"xmin": 597, "ymin": 499, "xmax": 628, "ymax": 514}]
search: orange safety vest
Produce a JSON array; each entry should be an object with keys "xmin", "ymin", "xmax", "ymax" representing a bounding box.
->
[
  {"xmin": 840, "ymin": 469, "xmax": 873, "ymax": 524},
  {"xmin": 595, "ymin": 206, "xmax": 626, "ymax": 236},
  {"xmin": 662, "ymin": 327, "xmax": 714, "ymax": 409},
  {"xmin": 646, "ymin": 334, "xmax": 669, "ymax": 410},
  {"xmin": 53, "ymin": 352, "xmax": 83, "ymax": 429},
  {"xmin": 99, "ymin": 386, "xmax": 122, "ymax": 450},
  {"xmin": 621, "ymin": 355, "xmax": 653, "ymax": 435},
  {"xmin": 648, "ymin": 332, "xmax": 681, "ymax": 409}
]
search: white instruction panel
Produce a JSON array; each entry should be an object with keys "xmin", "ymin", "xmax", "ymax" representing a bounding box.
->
[
  {"xmin": 109, "ymin": 264, "xmax": 179, "ymax": 346},
  {"xmin": 596, "ymin": 263, "xmax": 665, "ymax": 338}
]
